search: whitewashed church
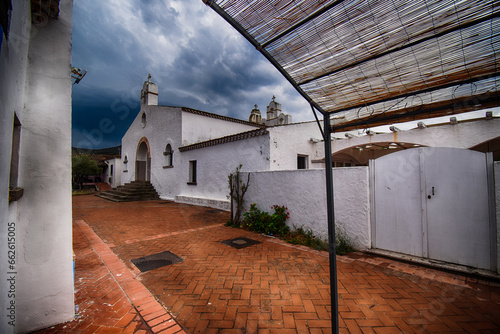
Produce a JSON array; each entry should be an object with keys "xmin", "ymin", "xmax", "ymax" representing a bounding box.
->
[{"xmin": 120, "ymin": 77, "xmax": 324, "ymax": 209}]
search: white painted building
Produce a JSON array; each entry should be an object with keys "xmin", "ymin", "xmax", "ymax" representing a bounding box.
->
[
  {"xmin": 330, "ymin": 109, "xmax": 500, "ymax": 166},
  {"xmin": 121, "ymin": 78, "xmax": 324, "ymax": 209},
  {"xmin": 103, "ymin": 157, "xmax": 122, "ymax": 188},
  {"xmin": 0, "ymin": 0, "xmax": 74, "ymax": 332}
]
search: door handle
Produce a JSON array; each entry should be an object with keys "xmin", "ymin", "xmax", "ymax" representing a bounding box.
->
[{"xmin": 428, "ymin": 187, "xmax": 435, "ymax": 199}]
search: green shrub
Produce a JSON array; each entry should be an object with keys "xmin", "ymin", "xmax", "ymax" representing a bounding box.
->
[{"xmin": 243, "ymin": 204, "xmax": 290, "ymax": 236}]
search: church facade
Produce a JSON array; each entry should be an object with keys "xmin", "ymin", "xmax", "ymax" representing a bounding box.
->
[{"xmin": 120, "ymin": 78, "xmax": 324, "ymax": 209}]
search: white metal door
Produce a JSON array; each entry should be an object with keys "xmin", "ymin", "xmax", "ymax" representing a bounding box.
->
[
  {"xmin": 372, "ymin": 147, "xmax": 494, "ymax": 270},
  {"xmin": 372, "ymin": 149, "xmax": 424, "ymax": 257},
  {"xmin": 423, "ymin": 148, "xmax": 491, "ymax": 269}
]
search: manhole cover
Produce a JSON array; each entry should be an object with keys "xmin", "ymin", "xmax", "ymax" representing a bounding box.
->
[
  {"xmin": 131, "ymin": 251, "xmax": 183, "ymax": 272},
  {"xmin": 221, "ymin": 237, "xmax": 261, "ymax": 249}
]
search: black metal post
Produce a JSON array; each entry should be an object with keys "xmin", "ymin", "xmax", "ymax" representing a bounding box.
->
[{"xmin": 323, "ymin": 115, "xmax": 339, "ymax": 334}]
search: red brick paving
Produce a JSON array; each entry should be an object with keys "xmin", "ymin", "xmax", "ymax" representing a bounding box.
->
[
  {"xmin": 34, "ymin": 213, "xmax": 185, "ymax": 334},
  {"xmin": 55, "ymin": 195, "xmax": 500, "ymax": 333},
  {"xmin": 34, "ymin": 218, "xmax": 151, "ymax": 333}
]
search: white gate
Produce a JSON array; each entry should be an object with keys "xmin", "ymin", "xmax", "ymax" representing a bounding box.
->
[{"xmin": 371, "ymin": 147, "xmax": 495, "ymax": 270}]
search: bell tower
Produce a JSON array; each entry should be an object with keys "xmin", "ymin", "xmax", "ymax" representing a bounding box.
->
[
  {"xmin": 140, "ymin": 74, "xmax": 158, "ymax": 106},
  {"xmin": 249, "ymin": 104, "xmax": 262, "ymax": 123},
  {"xmin": 266, "ymin": 95, "xmax": 281, "ymax": 120}
]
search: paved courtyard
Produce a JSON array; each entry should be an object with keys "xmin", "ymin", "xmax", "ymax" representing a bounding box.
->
[{"xmin": 68, "ymin": 195, "xmax": 500, "ymax": 333}]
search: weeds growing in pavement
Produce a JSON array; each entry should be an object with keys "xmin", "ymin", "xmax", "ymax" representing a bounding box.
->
[
  {"xmin": 335, "ymin": 226, "xmax": 356, "ymax": 255},
  {"xmin": 283, "ymin": 226, "xmax": 328, "ymax": 251}
]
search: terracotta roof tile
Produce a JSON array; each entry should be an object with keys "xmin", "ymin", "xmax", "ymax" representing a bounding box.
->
[
  {"xmin": 181, "ymin": 107, "xmax": 266, "ymax": 128},
  {"xmin": 178, "ymin": 128, "xmax": 269, "ymax": 152}
]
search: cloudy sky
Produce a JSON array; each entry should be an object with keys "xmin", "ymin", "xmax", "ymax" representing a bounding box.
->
[{"xmin": 71, "ymin": 0, "xmax": 312, "ymax": 149}]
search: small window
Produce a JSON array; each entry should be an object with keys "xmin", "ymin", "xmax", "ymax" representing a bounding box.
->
[
  {"xmin": 297, "ymin": 155, "xmax": 308, "ymax": 170},
  {"xmin": 10, "ymin": 114, "xmax": 21, "ymax": 187},
  {"xmin": 110, "ymin": 164, "xmax": 113, "ymax": 176},
  {"xmin": 188, "ymin": 160, "xmax": 197, "ymax": 184},
  {"xmin": 164, "ymin": 144, "xmax": 173, "ymax": 167},
  {"xmin": 141, "ymin": 113, "xmax": 147, "ymax": 128}
]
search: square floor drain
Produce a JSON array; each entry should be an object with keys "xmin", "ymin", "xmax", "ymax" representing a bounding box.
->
[
  {"xmin": 221, "ymin": 237, "xmax": 261, "ymax": 249},
  {"xmin": 131, "ymin": 251, "xmax": 183, "ymax": 272}
]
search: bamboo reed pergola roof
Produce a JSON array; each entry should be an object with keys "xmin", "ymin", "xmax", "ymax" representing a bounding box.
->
[{"xmin": 203, "ymin": 0, "xmax": 500, "ymax": 131}]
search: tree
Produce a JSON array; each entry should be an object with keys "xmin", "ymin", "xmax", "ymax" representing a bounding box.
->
[
  {"xmin": 72, "ymin": 154, "xmax": 101, "ymax": 189},
  {"xmin": 228, "ymin": 165, "xmax": 250, "ymax": 227}
]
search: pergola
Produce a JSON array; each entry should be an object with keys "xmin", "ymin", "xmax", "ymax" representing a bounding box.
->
[{"xmin": 202, "ymin": 1, "xmax": 499, "ymax": 332}]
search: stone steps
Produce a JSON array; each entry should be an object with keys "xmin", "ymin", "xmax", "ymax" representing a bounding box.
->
[{"xmin": 96, "ymin": 181, "xmax": 160, "ymax": 202}]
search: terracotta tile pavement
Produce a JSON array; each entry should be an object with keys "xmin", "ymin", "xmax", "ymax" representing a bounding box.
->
[
  {"xmin": 51, "ymin": 195, "xmax": 500, "ymax": 333},
  {"xmin": 34, "ymin": 211, "xmax": 185, "ymax": 333}
]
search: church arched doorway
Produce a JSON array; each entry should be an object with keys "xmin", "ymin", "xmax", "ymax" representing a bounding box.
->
[{"xmin": 135, "ymin": 138, "xmax": 151, "ymax": 181}]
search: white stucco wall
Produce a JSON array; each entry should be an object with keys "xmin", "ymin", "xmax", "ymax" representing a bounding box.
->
[
  {"xmin": 121, "ymin": 104, "xmax": 263, "ymax": 200},
  {"xmin": 104, "ymin": 158, "xmax": 121, "ymax": 188},
  {"xmin": 242, "ymin": 168, "xmax": 371, "ymax": 250},
  {"xmin": 121, "ymin": 105, "xmax": 183, "ymax": 200},
  {"xmin": 1, "ymin": 1, "xmax": 74, "ymax": 332},
  {"xmin": 268, "ymin": 122, "xmax": 325, "ymax": 170},
  {"xmin": 177, "ymin": 133, "xmax": 271, "ymax": 210},
  {"xmin": 0, "ymin": 2, "xmax": 32, "ymax": 333},
  {"xmin": 181, "ymin": 111, "xmax": 259, "ymax": 146}
]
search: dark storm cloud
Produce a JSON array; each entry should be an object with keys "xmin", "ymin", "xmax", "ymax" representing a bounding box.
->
[
  {"xmin": 172, "ymin": 32, "xmax": 278, "ymax": 94},
  {"xmin": 72, "ymin": 86, "xmax": 140, "ymax": 149},
  {"xmin": 138, "ymin": 0, "xmax": 180, "ymax": 30},
  {"xmin": 162, "ymin": 27, "xmax": 284, "ymax": 118},
  {"xmin": 71, "ymin": 0, "xmax": 310, "ymax": 148}
]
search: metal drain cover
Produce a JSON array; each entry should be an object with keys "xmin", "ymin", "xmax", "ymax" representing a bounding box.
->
[
  {"xmin": 221, "ymin": 237, "xmax": 261, "ymax": 249},
  {"xmin": 131, "ymin": 251, "xmax": 183, "ymax": 272}
]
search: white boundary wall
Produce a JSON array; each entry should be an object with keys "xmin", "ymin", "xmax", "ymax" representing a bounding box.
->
[{"xmin": 242, "ymin": 168, "xmax": 371, "ymax": 250}]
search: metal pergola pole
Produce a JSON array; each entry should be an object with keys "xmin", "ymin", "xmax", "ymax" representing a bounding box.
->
[{"xmin": 323, "ymin": 115, "xmax": 339, "ymax": 334}]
